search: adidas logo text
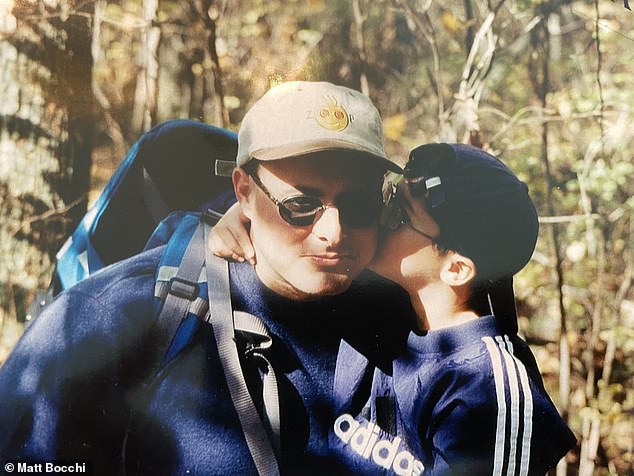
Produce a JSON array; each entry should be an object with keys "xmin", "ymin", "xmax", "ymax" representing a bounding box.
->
[{"xmin": 334, "ymin": 413, "xmax": 424, "ymax": 476}]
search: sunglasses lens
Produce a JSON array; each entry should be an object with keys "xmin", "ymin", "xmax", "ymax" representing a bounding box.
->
[
  {"xmin": 339, "ymin": 194, "xmax": 382, "ymax": 228},
  {"xmin": 279, "ymin": 196, "xmax": 323, "ymax": 226},
  {"xmin": 278, "ymin": 194, "xmax": 382, "ymax": 228}
]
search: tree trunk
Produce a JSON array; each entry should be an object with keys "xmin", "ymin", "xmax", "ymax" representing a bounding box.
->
[
  {"xmin": 530, "ymin": 4, "xmax": 571, "ymax": 475},
  {"xmin": 352, "ymin": 0, "xmax": 370, "ymax": 96},
  {"xmin": 131, "ymin": 0, "xmax": 161, "ymax": 138},
  {"xmin": 195, "ymin": 0, "xmax": 228, "ymax": 127}
]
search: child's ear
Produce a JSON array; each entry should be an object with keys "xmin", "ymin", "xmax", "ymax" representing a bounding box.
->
[
  {"xmin": 440, "ymin": 251, "xmax": 476, "ymax": 286},
  {"xmin": 233, "ymin": 167, "xmax": 254, "ymax": 218}
]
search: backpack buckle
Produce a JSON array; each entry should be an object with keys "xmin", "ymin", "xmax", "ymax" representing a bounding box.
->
[
  {"xmin": 168, "ymin": 277, "xmax": 199, "ymax": 300},
  {"xmin": 202, "ymin": 208, "xmax": 223, "ymax": 225}
]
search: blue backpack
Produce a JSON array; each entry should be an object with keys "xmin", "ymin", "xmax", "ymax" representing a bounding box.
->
[{"xmin": 27, "ymin": 119, "xmax": 237, "ymax": 319}]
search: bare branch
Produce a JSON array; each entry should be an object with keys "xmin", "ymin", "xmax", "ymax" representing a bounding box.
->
[
  {"xmin": 594, "ymin": 0, "xmax": 606, "ymax": 163},
  {"xmin": 539, "ymin": 214, "xmax": 602, "ymax": 224},
  {"xmin": 16, "ymin": 196, "xmax": 87, "ymax": 236}
]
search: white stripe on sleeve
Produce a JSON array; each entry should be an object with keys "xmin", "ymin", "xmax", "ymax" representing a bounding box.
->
[
  {"xmin": 482, "ymin": 336, "xmax": 507, "ymax": 476},
  {"xmin": 496, "ymin": 335, "xmax": 520, "ymax": 476},
  {"xmin": 503, "ymin": 336, "xmax": 534, "ymax": 476}
]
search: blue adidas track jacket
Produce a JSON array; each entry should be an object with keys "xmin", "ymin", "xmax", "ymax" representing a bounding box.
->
[{"xmin": 330, "ymin": 316, "xmax": 577, "ymax": 475}]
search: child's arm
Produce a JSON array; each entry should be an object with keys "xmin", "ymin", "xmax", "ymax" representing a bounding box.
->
[
  {"xmin": 425, "ymin": 388, "xmax": 574, "ymax": 475},
  {"xmin": 396, "ymin": 333, "xmax": 576, "ymax": 475},
  {"xmin": 208, "ymin": 202, "xmax": 256, "ymax": 264},
  {"xmin": 416, "ymin": 354, "xmax": 575, "ymax": 475}
]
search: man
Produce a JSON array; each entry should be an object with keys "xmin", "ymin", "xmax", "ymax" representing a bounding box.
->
[{"xmin": 0, "ymin": 81, "xmax": 410, "ymax": 475}]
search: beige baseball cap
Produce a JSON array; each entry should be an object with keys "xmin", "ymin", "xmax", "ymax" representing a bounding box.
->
[{"xmin": 236, "ymin": 81, "xmax": 402, "ymax": 172}]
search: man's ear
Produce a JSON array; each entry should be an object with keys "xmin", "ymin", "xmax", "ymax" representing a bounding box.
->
[
  {"xmin": 440, "ymin": 251, "xmax": 476, "ymax": 287},
  {"xmin": 232, "ymin": 167, "xmax": 254, "ymax": 218}
]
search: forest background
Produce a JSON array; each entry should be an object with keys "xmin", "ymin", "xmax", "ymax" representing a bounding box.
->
[{"xmin": 0, "ymin": 0, "xmax": 632, "ymax": 474}]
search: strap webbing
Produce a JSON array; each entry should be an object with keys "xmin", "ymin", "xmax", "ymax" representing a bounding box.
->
[
  {"xmin": 150, "ymin": 224, "xmax": 205, "ymax": 373},
  {"xmin": 203, "ymin": 223, "xmax": 280, "ymax": 476},
  {"xmin": 142, "ymin": 167, "xmax": 171, "ymax": 224},
  {"xmin": 233, "ymin": 311, "xmax": 281, "ymax": 454}
]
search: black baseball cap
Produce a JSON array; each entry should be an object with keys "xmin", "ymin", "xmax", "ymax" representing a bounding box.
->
[
  {"xmin": 405, "ymin": 143, "xmax": 538, "ymax": 280},
  {"xmin": 404, "ymin": 143, "xmax": 539, "ymax": 330}
]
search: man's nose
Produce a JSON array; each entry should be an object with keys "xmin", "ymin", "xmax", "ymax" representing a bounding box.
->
[{"xmin": 312, "ymin": 206, "xmax": 345, "ymax": 245}]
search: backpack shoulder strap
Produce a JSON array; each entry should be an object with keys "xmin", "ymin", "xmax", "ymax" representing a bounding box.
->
[
  {"xmin": 150, "ymin": 210, "xmax": 219, "ymax": 367},
  {"xmin": 149, "ymin": 219, "xmax": 206, "ymax": 374},
  {"xmin": 202, "ymin": 220, "xmax": 280, "ymax": 476}
]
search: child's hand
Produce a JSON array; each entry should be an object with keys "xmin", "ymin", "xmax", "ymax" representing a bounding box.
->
[{"xmin": 209, "ymin": 202, "xmax": 256, "ymax": 264}]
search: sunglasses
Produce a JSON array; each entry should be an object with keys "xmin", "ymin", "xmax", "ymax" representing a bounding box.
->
[
  {"xmin": 383, "ymin": 182, "xmax": 439, "ymax": 242},
  {"xmin": 404, "ymin": 143, "xmax": 456, "ymax": 208},
  {"xmin": 249, "ymin": 172, "xmax": 383, "ymax": 228}
]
